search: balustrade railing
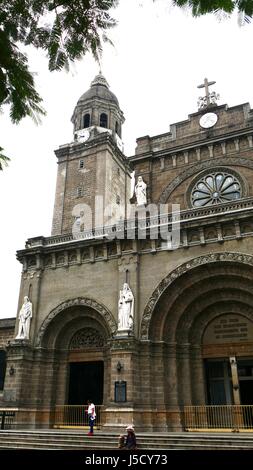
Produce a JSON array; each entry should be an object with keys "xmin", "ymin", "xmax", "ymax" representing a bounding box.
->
[
  {"xmin": 25, "ymin": 197, "xmax": 253, "ymax": 248},
  {"xmin": 54, "ymin": 405, "xmax": 104, "ymax": 428},
  {"xmin": 184, "ymin": 405, "xmax": 253, "ymax": 431}
]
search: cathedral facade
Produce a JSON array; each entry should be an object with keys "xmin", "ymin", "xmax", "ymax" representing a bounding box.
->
[{"xmin": 1, "ymin": 75, "xmax": 253, "ymax": 431}]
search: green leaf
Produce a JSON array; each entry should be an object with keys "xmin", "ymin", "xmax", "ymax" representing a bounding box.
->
[
  {"xmin": 0, "ymin": 0, "xmax": 118, "ymax": 126},
  {"xmin": 0, "ymin": 148, "xmax": 10, "ymax": 170}
]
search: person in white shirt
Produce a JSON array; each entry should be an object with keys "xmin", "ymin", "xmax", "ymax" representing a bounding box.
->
[{"xmin": 87, "ymin": 400, "xmax": 96, "ymax": 435}]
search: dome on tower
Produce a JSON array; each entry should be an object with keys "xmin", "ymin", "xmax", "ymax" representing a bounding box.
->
[
  {"xmin": 71, "ymin": 73, "xmax": 124, "ymax": 139},
  {"xmin": 76, "ymin": 73, "xmax": 119, "ymax": 106}
]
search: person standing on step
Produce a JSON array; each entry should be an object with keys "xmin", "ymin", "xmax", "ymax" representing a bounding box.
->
[{"xmin": 87, "ymin": 399, "xmax": 96, "ymax": 435}]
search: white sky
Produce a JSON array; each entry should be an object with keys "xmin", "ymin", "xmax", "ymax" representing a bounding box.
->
[{"xmin": 1, "ymin": 0, "xmax": 253, "ymax": 319}]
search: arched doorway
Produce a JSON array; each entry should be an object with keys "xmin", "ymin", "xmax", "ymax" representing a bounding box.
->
[
  {"xmin": 202, "ymin": 313, "xmax": 253, "ymax": 406},
  {"xmin": 140, "ymin": 254, "xmax": 253, "ymax": 429},
  {"xmin": 36, "ymin": 298, "xmax": 116, "ymax": 412},
  {"xmin": 68, "ymin": 327, "xmax": 106, "ymax": 405}
]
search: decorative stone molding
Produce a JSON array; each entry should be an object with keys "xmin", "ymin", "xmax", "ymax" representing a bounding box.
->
[
  {"xmin": 7, "ymin": 339, "xmax": 31, "ymax": 349},
  {"xmin": 23, "ymin": 271, "xmax": 36, "ymax": 280},
  {"xmin": 70, "ymin": 328, "xmax": 105, "ymax": 349},
  {"xmin": 118, "ymin": 254, "xmax": 139, "ymax": 273},
  {"xmin": 140, "ymin": 252, "xmax": 253, "ymax": 339},
  {"xmin": 111, "ymin": 336, "xmax": 139, "ymax": 350},
  {"xmin": 158, "ymin": 156, "xmax": 253, "ymax": 204},
  {"xmin": 35, "ymin": 297, "xmax": 117, "ymax": 346}
]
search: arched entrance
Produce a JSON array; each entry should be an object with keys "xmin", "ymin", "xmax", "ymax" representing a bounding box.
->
[
  {"xmin": 35, "ymin": 298, "xmax": 116, "ymax": 413},
  {"xmin": 140, "ymin": 253, "xmax": 253, "ymax": 429},
  {"xmin": 203, "ymin": 313, "xmax": 253, "ymax": 406}
]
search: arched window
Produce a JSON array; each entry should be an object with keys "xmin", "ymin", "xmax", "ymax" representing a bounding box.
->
[
  {"xmin": 115, "ymin": 121, "xmax": 119, "ymax": 135},
  {"xmin": 83, "ymin": 113, "xmax": 90, "ymax": 128},
  {"xmin": 100, "ymin": 113, "xmax": 108, "ymax": 128},
  {"xmin": 0, "ymin": 350, "xmax": 6, "ymax": 390}
]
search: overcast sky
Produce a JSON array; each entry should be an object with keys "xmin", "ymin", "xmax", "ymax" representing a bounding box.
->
[{"xmin": 1, "ymin": 0, "xmax": 253, "ymax": 319}]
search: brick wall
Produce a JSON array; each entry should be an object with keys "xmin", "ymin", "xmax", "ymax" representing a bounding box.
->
[{"xmin": 0, "ymin": 319, "xmax": 15, "ymax": 349}]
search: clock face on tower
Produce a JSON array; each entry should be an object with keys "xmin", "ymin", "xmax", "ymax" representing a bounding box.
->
[
  {"xmin": 199, "ymin": 112, "xmax": 218, "ymax": 129},
  {"xmin": 75, "ymin": 129, "xmax": 90, "ymax": 142},
  {"xmin": 115, "ymin": 134, "xmax": 124, "ymax": 152}
]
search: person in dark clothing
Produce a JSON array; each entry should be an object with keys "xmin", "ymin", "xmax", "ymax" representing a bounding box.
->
[
  {"xmin": 118, "ymin": 434, "xmax": 125, "ymax": 449},
  {"xmin": 124, "ymin": 425, "xmax": 137, "ymax": 449}
]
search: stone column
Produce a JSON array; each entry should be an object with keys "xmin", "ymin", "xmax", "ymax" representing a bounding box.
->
[
  {"xmin": 177, "ymin": 343, "xmax": 192, "ymax": 406},
  {"xmin": 164, "ymin": 342, "xmax": 182, "ymax": 431},
  {"xmin": 150, "ymin": 342, "xmax": 167, "ymax": 431},
  {"xmin": 103, "ymin": 336, "xmax": 140, "ymax": 431},
  {"xmin": 4, "ymin": 341, "xmax": 34, "ymax": 407},
  {"xmin": 164, "ymin": 343, "xmax": 178, "ymax": 404},
  {"xmin": 30, "ymin": 270, "xmax": 42, "ymax": 343},
  {"xmin": 190, "ymin": 345, "xmax": 206, "ymax": 404},
  {"xmin": 3, "ymin": 341, "xmax": 65, "ymax": 428}
]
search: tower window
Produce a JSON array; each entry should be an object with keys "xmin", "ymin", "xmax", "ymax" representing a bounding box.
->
[
  {"xmin": 79, "ymin": 160, "xmax": 84, "ymax": 169},
  {"xmin": 100, "ymin": 113, "xmax": 108, "ymax": 128},
  {"xmin": 83, "ymin": 114, "xmax": 90, "ymax": 128},
  {"xmin": 115, "ymin": 121, "xmax": 119, "ymax": 135},
  {"xmin": 77, "ymin": 187, "xmax": 83, "ymax": 198},
  {"xmin": 116, "ymin": 195, "xmax": 121, "ymax": 205}
]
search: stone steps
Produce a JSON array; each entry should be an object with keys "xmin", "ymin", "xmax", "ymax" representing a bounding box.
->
[
  {"xmin": 0, "ymin": 439, "xmax": 251, "ymax": 450},
  {"xmin": 1, "ymin": 430, "xmax": 253, "ymax": 450},
  {"xmin": 0, "ymin": 441, "xmax": 251, "ymax": 450}
]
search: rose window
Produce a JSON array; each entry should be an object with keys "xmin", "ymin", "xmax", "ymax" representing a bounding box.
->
[{"xmin": 191, "ymin": 172, "xmax": 241, "ymax": 207}]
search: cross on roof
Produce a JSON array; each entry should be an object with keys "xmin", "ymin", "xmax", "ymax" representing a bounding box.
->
[{"xmin": 197, "ymin": 78, "xmax": 216, "ymax": 106}]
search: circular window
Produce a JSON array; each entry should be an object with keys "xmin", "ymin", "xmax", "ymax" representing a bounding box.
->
[{"xmin": 191, "ymin": 172, "xmax": 242, "ymax": 207}]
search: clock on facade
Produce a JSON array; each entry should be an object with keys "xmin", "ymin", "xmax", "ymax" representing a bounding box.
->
[
  {"xmin": 75, "ymin": 129, "xmax": 90, "ymax": 142},
  {"xmin": 199, "ymin": 112, "xmax": 218, "ymax": 129},
  {"xmin": 115, "ymin": 134, "xmax": 124, "ymax": 152}
]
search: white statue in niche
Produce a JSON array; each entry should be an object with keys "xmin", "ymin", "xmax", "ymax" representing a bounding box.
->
[
  {"xmin": 118, "ymin": 283, "xmax": 134, "ymax": 331},
  {"xmin": 16, "ymin": 296, "xmax": 33, "ymax": 340},
  {"xmin": 135, "ymin": 176, "xmax": 147, "ymax": 206}
]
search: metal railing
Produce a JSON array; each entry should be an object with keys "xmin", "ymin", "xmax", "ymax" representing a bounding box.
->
[
  {"xmin": 54, "ymin": 405, "xmax": 104, "ymax": 428},
  {"xmin": 0, "ymin": 409, "xmax": 18, "ymax": 429},
  {"xmin": 0, "ymin": 408, "xmax": 54, "ymax": 429},
  {"xmin": 184, "ymin": 405, "xmax": 253, "ymax": 431}
]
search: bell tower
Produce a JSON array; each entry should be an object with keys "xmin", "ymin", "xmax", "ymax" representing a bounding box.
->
[
  {"xmin": 71, "ymin": 73, "xmax": 124, "ymax": 147},
  {"xmin": 51, "ymin": 73, "xmax": 131, "ymax": 236}
]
